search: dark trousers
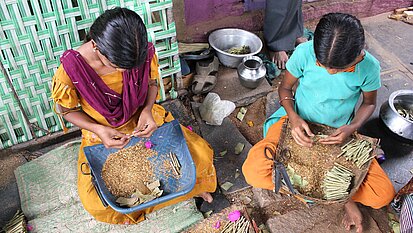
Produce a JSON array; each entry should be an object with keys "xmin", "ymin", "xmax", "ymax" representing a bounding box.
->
[{"xmin": 264, "ymin": 0, "xmax": 304, "ymax": 52}]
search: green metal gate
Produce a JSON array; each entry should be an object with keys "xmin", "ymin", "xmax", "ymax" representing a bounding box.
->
[{"xmin": 0, "ymin": 0, "xmax": 181, "ymax": 149}]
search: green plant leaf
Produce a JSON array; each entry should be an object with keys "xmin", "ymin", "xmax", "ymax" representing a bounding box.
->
[
  {"xmin": 219, "ymin": 150, "xmax": 227, "ymax": 156},
  {"xmin": 221, "ymin": 182, "xmax": 234, "ymax": 191},
  {"xmin": 234, "ymin": 143, "xmax": 245, "ymax": 155}
]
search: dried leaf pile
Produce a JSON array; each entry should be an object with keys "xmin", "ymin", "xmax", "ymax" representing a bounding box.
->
[
  {"xmin": 102, "ymin": 144, "xmax": 157, "ymax": 198},
  {"xmin": 225, "ymin": 45, "xmax": 251, "ymax": 55},
  {"xmin": 286, "ymin": 164, "xmax": 309, "ymax": 189},
  {"xmin": 116, "ymin": 180, "xmax": 163, "ymax": 207},
  {"xmin": 282, "ymin": 122, "xmax": 373, "ymax": 200},
  {"xmin": 283, "ymin": 123, "xmax": 345, "ymax": 198}
]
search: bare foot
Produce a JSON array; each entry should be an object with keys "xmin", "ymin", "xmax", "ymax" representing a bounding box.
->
[
  {"xmin": 295, "ymin": 37, "xmax": 308, "ymax": 45},
  {"xmin": 197, "ymin": 192, "xmax": 213, "ymax": 203},
  {"xmin": 342, "ymin": 200, "xmax": 363, "ymax": 233},
  {"xmin": 270, "ymin": 51, "xmax": 288, "ymax": 70}
]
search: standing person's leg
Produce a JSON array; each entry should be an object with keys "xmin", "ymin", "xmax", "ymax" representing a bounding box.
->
[
  {"xmin": 264, "ymin": 0, "xmax": 303, "ymax": 69},
  {"xmin": 295, "ymin": 0, "xmax": 307, "ymax": 45}
]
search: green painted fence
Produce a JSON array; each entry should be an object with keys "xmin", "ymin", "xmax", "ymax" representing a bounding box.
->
[{"xmin": 0, "ymin": 0, "xmax": 181, "ymax": 149}]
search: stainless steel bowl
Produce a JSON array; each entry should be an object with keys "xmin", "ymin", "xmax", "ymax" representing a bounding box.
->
[
  {"xmin": 208, "ymin": 28, "xmax": 263, "ymax": 68},
  {"xmin": 380, "ymin": 90, "xmax": 413, "ymax": 141}
]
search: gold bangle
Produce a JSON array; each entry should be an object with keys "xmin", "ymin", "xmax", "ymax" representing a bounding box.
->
[{"xmin": 279, "ymin": 97, "xmax": 295, "ymax": 105}]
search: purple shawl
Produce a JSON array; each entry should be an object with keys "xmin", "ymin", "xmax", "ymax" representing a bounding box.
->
[{"xmin": 60, "ymin": 42, "xmax": 155, "ymax": 127}]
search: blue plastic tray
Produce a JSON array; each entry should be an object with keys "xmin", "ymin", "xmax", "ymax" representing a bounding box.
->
[{"xmin": 83, "ymin": 120, "xmax": 196, "ymax": 214}]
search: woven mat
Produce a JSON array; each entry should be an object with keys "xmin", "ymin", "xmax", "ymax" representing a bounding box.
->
[{"xmin": 14, "ymin": 141, "xmax": 203, "ymax": 233}]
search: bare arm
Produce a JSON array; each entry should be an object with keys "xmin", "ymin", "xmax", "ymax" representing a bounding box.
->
[
  {"xmin": 319, "ymin": 90, "xmax": 377, "ymax": 144},
  {"xmin": 350, "ymin": 90, "xmax": 377, "ymax": 129},
  {"xmin": 133, "ymin": 79, "xmax": 158, "ymax": 137},
  {"xmin": 279, "ymin": 71, "xmax": 314, "ymax": 147}
]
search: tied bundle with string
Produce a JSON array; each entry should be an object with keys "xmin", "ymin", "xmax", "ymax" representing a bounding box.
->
[
  {"xmin": 322, "ymin": 163, "xmax": 354, "ymax": 201},
  {"xmin": 338, "ymin": 139, "xmax": 374, "ymax": 168}
]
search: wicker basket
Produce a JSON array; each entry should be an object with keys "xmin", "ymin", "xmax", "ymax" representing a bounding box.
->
[{"xmin": 276, "ymin": 119, "xmax": 378, "ymax": 204}]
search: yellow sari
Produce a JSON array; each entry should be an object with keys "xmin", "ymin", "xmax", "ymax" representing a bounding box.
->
[{"xmin": 51, "ymin": 54, "xmax": 217, "ymax": 224}]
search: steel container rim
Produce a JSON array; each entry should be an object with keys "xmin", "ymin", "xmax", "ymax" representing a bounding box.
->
[{"xmin": 208, "ymin": 28, "xmax": 263, "ymax": 58}]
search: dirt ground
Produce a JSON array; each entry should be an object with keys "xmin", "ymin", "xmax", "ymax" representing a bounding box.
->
[
  {"xmin": 183, "ymin": 74, "xmax": 392, "ymax": 232},
  {"xmin": 186, "ymin": 186, "xmax": 391, "ymax": 233},
  {"xmin": 228, "ymin": 97, "xmax": 266, "ymax": 145}
]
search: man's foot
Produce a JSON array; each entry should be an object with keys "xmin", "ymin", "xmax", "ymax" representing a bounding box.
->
[
  {"xmin": 270, "ymin": 51, "xmax": 289, "ymax": 70},
  {"xmin": 197, "ymin": 192, "xmax": 213, "ymax": 203},
  {"xmin": 295, "ymin": 37, "xmax": 308, "ymax": 45},
  {"xmin": 342, "ymin": 200, "xmax": 363, "ymax": 233}
]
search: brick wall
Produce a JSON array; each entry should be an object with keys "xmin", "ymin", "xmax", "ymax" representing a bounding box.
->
[
  {"xmin": 174, "ymin": 0, "xmax": 412, "ymax": 42},
  {"xmin": 303, "ymin": 0, "xmax": 412, "ymax": 23}
]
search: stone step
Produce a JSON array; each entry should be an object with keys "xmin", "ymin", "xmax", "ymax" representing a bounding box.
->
[
  {"xmin": 252, "ymin": 188, "xmax": 382, "ymax": 233},
  {"xmin": 191, "ymin": 102, "xmax": 251, "ymax": 194},
  {"xmin": 210, "ymin": 66, "xmax": 273, "ymax": 107}
]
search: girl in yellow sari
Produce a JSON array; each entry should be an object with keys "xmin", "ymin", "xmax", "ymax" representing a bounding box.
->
[{"xmin": 51, "ymin": 7, "xmax": 216, "ymax": 224}]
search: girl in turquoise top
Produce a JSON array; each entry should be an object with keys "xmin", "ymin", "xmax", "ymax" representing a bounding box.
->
[
  {"xmin": 265, "ymin": 14, "xmax": 380, "ymax": 144},
  {"xmin": 244, "ymin": 13, "xmax": 395, "ymax": 233}
]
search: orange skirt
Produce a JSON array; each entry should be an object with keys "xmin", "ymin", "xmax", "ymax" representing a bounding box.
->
[{"xmin": 242, "ymin": 116, "xmax": 395, "ymax": 209}]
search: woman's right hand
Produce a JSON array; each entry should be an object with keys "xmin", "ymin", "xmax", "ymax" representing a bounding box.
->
[
  {"xmin": 95, "ymin": 126, "xmax": 130, "ymax": 149},
  {"xmin": 289, "ymin": 115, "xmax": 314, "ymax": 147}
]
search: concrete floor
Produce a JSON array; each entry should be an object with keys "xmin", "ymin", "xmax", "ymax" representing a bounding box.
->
[
  {"xmin": 1, "ymin": 12, "xmax": 412, "ymax": 232},
  {"xmin": 359, "ymin": 14, "xmax": 413, "ymax": 192}
]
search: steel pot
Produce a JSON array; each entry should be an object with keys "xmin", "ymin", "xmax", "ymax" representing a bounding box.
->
[
  {"xmin": 237, "ymin": 56, "xmax": 266, "ymax": 89},
  {"xmin": 208, "ymin": 28, "xmax": 263, "ymax": 68},
  {"xmin": 379, "ymin": 89, "xmax": 413, "ymax": 141}
]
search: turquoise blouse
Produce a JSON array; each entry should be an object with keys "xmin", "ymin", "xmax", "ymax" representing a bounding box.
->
[{"xmin": 264, "ymin": 41, "xmax": 381, "ymax": 137}]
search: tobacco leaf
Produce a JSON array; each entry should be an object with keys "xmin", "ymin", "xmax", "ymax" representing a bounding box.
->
[
  {"xmin": 116, "ymin": 179, "xmax": 163, "ymax": 207},
  {"xmin": 221, "ymin": 181, "xmax": 234, "ymax": 191},
  {"xmin": 234, "ymin": 143, "xmax": 245, "ymax": 155},
  {"xmin": 235, "ymin": 169, "xmax": 240, "ymax": 179},
  {"xmin": 219, "ymin": 150, "xmax": 227, "ymax": 156}
]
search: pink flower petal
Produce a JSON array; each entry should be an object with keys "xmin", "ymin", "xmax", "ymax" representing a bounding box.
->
[
  {"xmin": 27, "ymin": 224, "xmax": 33, "ymax": 231},
  {"xmin": 213, "ymin": 221, "xmax": 221, "ymax": 229},
  {"xmin": 187, "ymin": 125, "xmax": 193, "ymax": 131},
  {"xmin": 144, "ymin": 141, "xmax": 153, "ymax": 149},
  {"xmin": 228, "ymin": 210, "xmax": 241, "ymax": 222}
]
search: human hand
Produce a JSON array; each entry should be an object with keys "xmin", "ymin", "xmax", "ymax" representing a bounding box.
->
[
  {"xmin": 273, "ymin": 51, "xmax": 289, "ymax": 70},
  {"xmin": 319, "ymin": 124, "xmax": 356, "ymax": 145},
  {"xmin": 289, "ymin": 116, "xmax": 314, "ymax": 147},
  {"xmin": 133, "ymin": 109, "xmax": 157, "ymax": 138},
  {"xmin": 95, "ymin": 126, "xmax": 130, "ymax": 149}
]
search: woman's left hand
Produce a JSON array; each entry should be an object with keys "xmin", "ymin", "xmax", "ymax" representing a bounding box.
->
[
  {"xmin": 133, "ymin": 109, "xmax": 157, "ymax": 138},
  {"xmin": 319, "ymin": 124, "xmax": 357, "ymax": 145}
]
